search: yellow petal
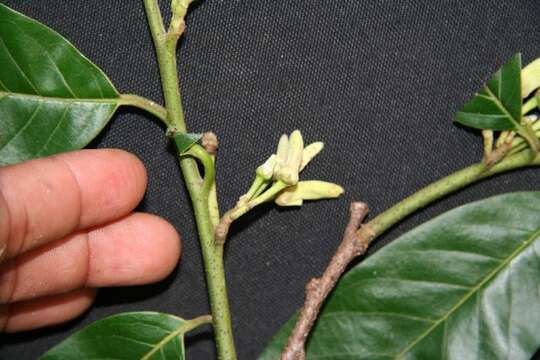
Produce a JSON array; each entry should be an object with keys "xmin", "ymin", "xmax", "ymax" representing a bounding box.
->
[
  {"xmin": 300, "ymin": 142, "xmax": 324, "ymax": 171},
  {"xmin": 275, "ymin": 195, "xmax": 303, "ymax": 207},
  {"xmin": 522, "ymin": 57, "xmax": 540, "ymax": 98},
  {"xmin": 276, "ymin": 130, "xmax": 304, "ymax": 185},
  {"xmin": 276, "ymin": 134, "xmax": 289, "ymax": 166},
  {"xmin": 287, "ymin": 130, "xmax": 304, "ymax": 171},
  {"xmin": 274, "ymin": 180, "xmax": 344, "ymax": 206}
]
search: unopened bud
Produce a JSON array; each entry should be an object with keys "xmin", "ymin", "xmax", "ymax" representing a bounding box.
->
[
  {"xmin": 202, "ymin": 132, "xmax": 218, "ymax": 155},
  {"xmin": 275, "ymin": 180, "xmax": 344, "ymax": 206},
  {"xmin": 300, "ymin": 142, "xmax": 324, "ymax": 171},
  {"xmin": 287, "ymin": 130, "xmax": 304, "ymax": 171},
  {"xmin": 275, "ymin": 195, "xmax": 303, "ymax": 206},
  {"xmin": 256, "ymin": 154, "xmax": 277, "ymax": 180},
  {"xmin": 275, "ymin": 134, "xmax": 289, "ymax": 167},
  {"xmin": 276, "ymin": 167, "xmax": 299, "ymax": 186},
  {"xmin": 522, "ymin": 57, "xmax": 540, "ymax": 98},
  {"xmin": 524, "ymin": 114, "xmax": 539, "ymax": 124},
  {"xmin": 276, "ymin": 130, "xmax": 303, "ymax": 185}
]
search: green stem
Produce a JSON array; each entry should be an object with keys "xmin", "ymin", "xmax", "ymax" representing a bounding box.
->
[
  {"xmin": 242, "ymin": 175, "xmax": 266, "ymax": 203},
  {"xmin": 229, "ymin": 180, "xmax": 288, "ymax": 220},
  {"xmin": 143, "ymin": 1, "xmax": 237, "ymax": 359},
  {"xmin": 184, "ymin": 144, "xmax": 216, "ymax": 195},
  {"xmin": 208, "ymin": 155, "xmax": 221, "ymax": 229},
  {"xmin": 142, "ymin": 0, "xmax": 186, "ymax": 133},
  {"xmin": 359, "ymin": 150, "xmax": 540, "ymax": 241}
]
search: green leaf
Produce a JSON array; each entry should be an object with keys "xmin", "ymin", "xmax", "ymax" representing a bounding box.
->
[
  {"xmin": 39, "ymin": 312, "xmax": 211, "ymax": 360},
  {"xmin": 173, "ymin": 132, "xmax": 203, "ymax": 154},
  {"xmin": 456, "ymin": 54, "xmax": 522, "ymax": 131},
  {"xmin": 0, "ymin": 4, "xmax": 119, "ymax": 166},
  {"xmin": 260, "ymin": 192, "xmax": 540, "ymax": 360}
]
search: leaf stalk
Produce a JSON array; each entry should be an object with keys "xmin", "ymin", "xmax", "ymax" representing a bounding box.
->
[{"xmin": 119, "ymin": 94, "xmax": 168, "ymax": 125}]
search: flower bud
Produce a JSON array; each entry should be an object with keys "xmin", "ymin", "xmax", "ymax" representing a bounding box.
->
[
  {"xmin": 275, "ymin": 180, "xmax": 344, "ymax": 206},
  {"xmin": 522, "ymin": 57, "xmax": 540, "ymax": 98},
  {"xmin": 276, "ymin": 134, "xmax": 289, "ymax": 165},
  {"xmin": 276, "ymin": 130, "xmax": 304, "ymax": 185},
  {"xmin": 287, "ymin": 130, "xmax": 304, "ymax": 171},
  {"xmin": 256, "ymin": 154, "xmax": 277, "ymax": 180},
  {"xmin": 273, "ymin": 134, "xmax": 289, "ymax": 178},
  {"xmin": 300, "ymin": 142, "xmax": 324, "ymax": 171}
]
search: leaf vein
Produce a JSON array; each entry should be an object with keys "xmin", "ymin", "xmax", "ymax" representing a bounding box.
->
[
  {"xmin": 109, "ymin": 334, "xmax": 155, "ymax": 348},
  {"xmin": 12, "ymin": 22, "xmax": 78, "ymax": 98},
  {"xmin": 69, "ymin": 50, "xmax": 106, "ymax": 98},
  {"xmin": 0, "ymin": 101, "xmax": 42, "ymax": 151},
  {"xmin": 311, "ymin": 351, "xmax": 394, "ymax": 359},
  {"xmin": 394, "ymin": 227, "xmax": 540, "ymax": 358},
  {"xmin": 0, "ymin": 78, "xmax": 10, "ymax": 92},
  {"xmin": 140, "ymin": 324, "xmax": 187, "ymax": 360},
  {"xmin": 339, "ymin": 277, "xmax": 472, "ymax": 293},
  {"xmin": 0, "ymin": 36, "xmax": 40, "ymax": 95},
  {"xmin": 483, "ymin": 85, "xmax": 519, "ymax": 127},
  {"xmin": 321, "ymin": 310, "xmax": 436, "ymax": 324},
  {"xmin": 36, "ymin": 103, "xmax": 70, "ymax": 156}
]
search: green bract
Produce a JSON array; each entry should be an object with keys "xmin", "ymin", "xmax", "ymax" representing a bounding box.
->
[{"xmin": 456, "ymin": 54, "xmax": 522, "ymax": 131}]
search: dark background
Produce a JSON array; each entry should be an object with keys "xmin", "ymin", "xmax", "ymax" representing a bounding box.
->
[{"xmin": 1, "ymin": 0, "xmax": 540, "ymax": 359}]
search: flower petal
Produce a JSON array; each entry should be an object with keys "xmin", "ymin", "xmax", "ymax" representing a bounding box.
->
[
  {"xmin": 300, "ymin": 142, "xmax": 324, "ymax": 172},
  {"xmin": 275, "ymin": 180, "xmax": 344, "ymax": 206}
]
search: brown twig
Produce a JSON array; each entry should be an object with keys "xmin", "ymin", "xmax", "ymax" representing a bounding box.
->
[
  {"xmin": 215, "ymin": 211, "xmax": 234, "ymax": 246},
  {"xmin": 281, "ymin": 202, "xmax": 370, "ymax": 360},
  {"xmin": 485, "ymin": 141, "xmax": 512, "ymax": 166}
]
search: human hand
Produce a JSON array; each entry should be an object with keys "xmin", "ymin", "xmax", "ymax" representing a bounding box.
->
[{"xmin": 0, "ymin": 149, "xmax": 181, "ymax": 332}]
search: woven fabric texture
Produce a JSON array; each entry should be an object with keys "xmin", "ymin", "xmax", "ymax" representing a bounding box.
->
[{"xmin": 2, "ymin": 1, "xmax": 540, "ymax": 359}]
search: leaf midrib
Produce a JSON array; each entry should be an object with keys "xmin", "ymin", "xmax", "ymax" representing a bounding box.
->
[
  {"xmin": 0, "ymin": 91, "xmax": 118, "ymax": 103},
  {"xmin": 140, "ymin": 323, "xmax": 186, "ymax": 360},
  {"xmin": 482, "ymin": 85, "xmax": 520, "ymax": 128},
  {"xmin": 394, "ymin": 226, "xmax": 540, "ymax": 359}
]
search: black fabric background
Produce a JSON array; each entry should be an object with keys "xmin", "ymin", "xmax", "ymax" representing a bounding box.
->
[{"xmin": 1, "ymin": 1, "xmax": 540, "ymax": 359}]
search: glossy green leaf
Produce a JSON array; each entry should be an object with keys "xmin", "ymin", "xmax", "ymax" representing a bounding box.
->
[
  {"xmin": 40, "ymin": 312, "xmax": 211, "ymax": 360},
  {"xmin": 0, "ymin": 4, "xmax": 119, "ymax": 165},
  {"xmin": 261, "ymin": 192, "xmax": 540, "ymax": 360},
  {"xmin": 456, "ymin": 54, "xmax": 522, "ymax": 131},
  {"xmin": 173, "ymin": 132, "xmax": 203, "ymax": 154}
]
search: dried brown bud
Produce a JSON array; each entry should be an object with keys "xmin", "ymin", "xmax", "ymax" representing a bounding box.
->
[{"xmin": 202, "ymin": 132, "xmax": 219, "ymax": 155}]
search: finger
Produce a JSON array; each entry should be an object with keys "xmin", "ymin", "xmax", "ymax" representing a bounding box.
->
[
  {"xmin": 0, "ymin": 288, "xmax": 95, "ymax": 333},
  {"xmin": 0, "ymin": 213, "xmax": 180, "ymax": 303},
  {"xmin": 0, "ymin": 149, "xmax": 147, "ymax": 262}
]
